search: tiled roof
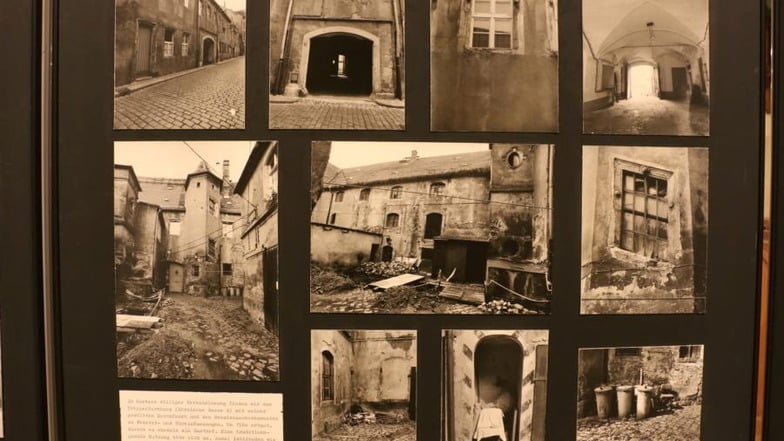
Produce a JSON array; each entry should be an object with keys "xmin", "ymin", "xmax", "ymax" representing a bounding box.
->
[{"xmin": 324, "ymin": 150, "xmax": 490, "ymax": 187}]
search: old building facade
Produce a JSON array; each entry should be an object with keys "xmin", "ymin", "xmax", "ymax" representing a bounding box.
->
[
  {"xmin": 234, "ymin": 141, "xmax": 280, "ymax": 333},
  {"xmin": 311, "ymin": 144, "xmax": 554, "ymax": 307},
  {"xmin": 115, "ymin": 0, "xmax": 245, "ymax": 87},
  {"xmin": 581, "ymin": 147, "xmax": 709, "ymax": 314},
  {"xmin": 311, "ymin": 330, "xmax": 417, "ymax": 436},
  {"xmin": 431, "ymin": 0, "xmax": 559, "ymax": 131},
  {"xmin": 442, "ymin": 330, "xmax": 549, "ymax": 441},
  {"xmin": 270, "ymin": 0, "xmax": 405, "ymax": 98}
]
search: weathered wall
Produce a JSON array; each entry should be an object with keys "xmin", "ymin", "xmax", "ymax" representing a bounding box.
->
[
  {"xmin": 114, "ymin": 167, "xmax": 139, "ymax": 224},
  {"xmin": 312, "ymin": 331, "xmax": 354, "ymax": 435},
  {"xmin": 241, "ymin": 213, "xmax": 278, "ymax": 324},
  {"xmin": 581, "ymin": 146, "xmax": 709, "ymax": 314},
  {"xmin": 576, "ymin": 349, "xmax": 607, "ymax": 418},
  {"xmin": 352, "ymin": 331, "xmax": 416, "ymax": 404},
  {"xmin": 444, "ymin": 330, "xmax": 548, "ymax": 441},
  {"xmin": 310, "ymin": 224, "xmax": 382, "ymax": 269},
  {"xmin": 115, "ymin": 0, "xmax": 200, "ymax": 86},
  {"xmin": 431, "ymin": 0, "xmax": 558, "ymax": 131},
  {"xmin": 582, "ymin": 36, "xmax": 613, "ymax": 112},
  {"xmin": 131, "ymin": 202, "xmax": 167, "ymax": 288},
  {"xmin": 607, "ymin": 346, "xmax": 704, "ymax": 398},
  {"xmin": 181, "ymin": 173, "xmax": 223, "ymax": 295}
]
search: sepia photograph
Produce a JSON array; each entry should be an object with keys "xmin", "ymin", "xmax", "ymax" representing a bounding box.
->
[
  {"xmin": 577, "ymin": 345, "xmax": 704, "ymax": 441},
  {"xmin": 581, "ymin": 146, "xmax": 708, "ymax": 315},
  {"xmin": 310, "ymin": 142, "xmax": 554, "ymax": 315},
  {"xmin": 311, "ymin": 330, "xmax": 416, "ymax": 441},
  {"xmin": 114, "ymin": 141, "xmax": 279, "ymax": 380},
  {"xmin": 114, "ymin": 0, "xmax": 246, "ymax": 130},
  {"xmin": 441, "ymin": 330, "xmax": 549, "ymax": 441},
  {"xmin": 583, "ymin": 0, "xmax": 709, "ymax": 136},
  {"xmin": 431, "ymin": 0, "xmax": 559, "ymax": 132},
  {"xmin": 269, "ymin": 0, "xmax": 405, "ymax": 130}
]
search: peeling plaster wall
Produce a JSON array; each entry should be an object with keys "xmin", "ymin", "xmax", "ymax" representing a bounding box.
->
[
  {"xmin": 310, "ymin": 224, "xmax": 382, "ymax": 268},
  {"xmin": 352, "ymin": 330, "xmax": 416, "ymax": 405},
  {"xmin": 607, "ymin": 347, "xmax": 703, "ymax": 398},
  {"xmin": 576, "ymin": 349, "xmax": 608, "ymax": 418},
  {"xmin": 131, "ymin": 203, "xmax": 167, "ymax": 289},
  {"xmin": 444, "ymin": 330, "xmax": 549, "ymax": 441},
  {"xmin": 431, "ymin": 0, "xmax": 559, "ymax": 132},
  {"xmin": 241, "ymin": 212, "xmax": 278, "ymax": 324},
  {"xmin": 581, "ymin": 146, "xmax": 708, "ymax": 314},
  {"xmin": 311, "ymin": 331, "xmax": 354, "ymax": 436},
  {"xmin": 583, "ymin": 36, "xmax": 613, "ymax": 111}
]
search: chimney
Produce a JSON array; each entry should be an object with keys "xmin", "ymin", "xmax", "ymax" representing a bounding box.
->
[{"xmin": 222, "ymin": 160, "xmax": 231, "ymax": 196}]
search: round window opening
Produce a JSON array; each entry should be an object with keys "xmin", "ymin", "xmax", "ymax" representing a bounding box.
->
[
  {"xmin": 507, "ymin": 150, "xmax": 523, "ymax": 169},
  {"xmin": 501, "ymin": 238, "xmax": 520, "ymax": 256}
]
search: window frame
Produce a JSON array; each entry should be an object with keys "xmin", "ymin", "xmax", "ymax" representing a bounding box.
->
[
  {"xmin": 429, "ymin": 182, "xmax": 446, "ymax": 197},
  {"xmin": 390, "ymin": 185, "xmax": 402, "ymax": 199},
  {"xmin": 163, "ymin": 28, "xmax": 175, "ymax": 58},
  {"xmin": 359, "ymin": 188, "xmax": 371, "ymax": 201},
  {"xmin": 334, "ymin": 190, "xmax": 344, "ymax": 203},
  {"xmin": 181, "ymin": 32, "xmax": 190, "ymax": 56},
  {"xmin": 385, "ymin": 213, "xmax": 400, "ymax": 228},
  {"xmin": 470, "ymin": 0, "xmax": 516, "ymax": 50},
  {"xmin": 321, "ymin": 351, "xmax": 334, "ymax": 401},
  {"xmin": 222, "ymin": 263, "xmax": 233, "ymax": 276}
]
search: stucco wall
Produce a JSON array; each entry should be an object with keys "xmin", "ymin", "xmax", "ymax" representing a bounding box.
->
[
  {"xmin": 607, "ymin": 346, "xmax": 704, "ymax": 398},
  {"xmin": 431, "ymin": 0, "xmax": 558, "ymax": 132},
  {"xmin": 352, "ymin": 330, "xmax": 416, "ymax": 404},
  {"xmin": 242, "ymin": 213, "xmax": 278, "ymax": 324},
  {"xmin": 310, "ymin": 224, "xmax": 382, "ymax": 269},
  {"xmin": 311, "ymin": 330, "xmax": 354, "ymax": 435},
  {"xmin": 582, "ymin": 36, "xmax": 613, "ymax": 111},
  {"xmin": 444, "ymin": 330, "xmax": 549, "ymax": 441}
]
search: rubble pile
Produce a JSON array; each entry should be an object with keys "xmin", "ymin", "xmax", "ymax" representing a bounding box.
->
[
  {"xmin": 478, "ymin": 299, "xmax": 536, "ymax": 314},
  {"xmin": 311, "ymin": 265, "xmax": 358, "ymax": 294},
  {"xmin": 372, "ymin": 286, "xmax": 440, "ymax": 311},
  {"xmin": 345, "ymin": 410, "xmax": 377, "ymax": 425},
  {"xmin": 117, "ymin": 333, "xmax": 197, "ymax": 379},
  {"xmin": 354, "ymin": 261, "xmax": 416, "ymax": 279}
]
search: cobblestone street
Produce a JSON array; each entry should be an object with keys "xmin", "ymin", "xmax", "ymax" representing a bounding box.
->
[
  {"xmin": 584, "ymin": 97, "xmax": 709, "ymax": 136},
  {"xmin": 577, "ymin": 405, "xmax": 701, "ymax": 441},
  {"xmin": 269, "ymin": 97, "xmax": 404, "ymax": 130},
  {"xmin": 114, "ymin": 57, "xmax": 245, "ymax": 130},
  {"xmin": 313, "ymin": 421, "xmax": 416, "ymax": 441}
]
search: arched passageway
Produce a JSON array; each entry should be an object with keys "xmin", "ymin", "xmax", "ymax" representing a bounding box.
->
[
  {"xmin": 306, "ymin": 34, "xmax": 373, "ymax": 96},
  {"xmin": 202, "ymin": 37, "xmax": 216, "ymax": 65},
  {"xmin": 474, "ymin": 336, "xmax": 524, "ymax": 441}
]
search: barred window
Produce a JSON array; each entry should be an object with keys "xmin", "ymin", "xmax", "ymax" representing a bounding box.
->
[
  {"xmin": 163, "ymin": 29, "xmax": 175, "ymax": 58},
  {"xmin": 620, "ymin": 170, "xmax": 669, "ymax": 259},
  {"xmin": 322, "ymin": 351, "xmax": 334, "ymax": 401},
  {"xmin": 471, "ymin": 0, "xmax": 514, "ymax": 49}
]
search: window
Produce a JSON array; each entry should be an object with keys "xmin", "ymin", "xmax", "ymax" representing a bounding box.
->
[
  {"xmin": 208, "ymin": 239, "xmax": 216, "ymax": 257},
  {"xmin": 169, "ymin": 221, "xmax": 181, "ymax": 236},
  {"xmin": 386, "ymin": 213, "xmax": 400, "ymax": 228},
  {"xmin": 334, "ymin": 191, "xmax": 344, "ymax": 203},
  {"xmin": 390, "ymin": 186, "xmax": 402, "ymax": 199},
  {"xmin": 430, "ymin": 182, "xmax": 446, "ymax": 197},
  {"xmin": 329, "ymin": 213, "xmax": 337, "ymax": 225},
  {"xmin": 337, "ymin": 54, "xmax": 347, "ymax": 76},
  {"xmin": 424, "ymin": 213, "xmax": 443, "ymax": 239},
  {"xmin": 184, "ymin": 0, "xmax": 190, "ymax": 8},
  {"xmin": 208, "ymin": 199, "xmax": 217, "ymax": 216},
  {"xmin": 321, "ymin": 351, "xmax": 334, "ymax": 401},
  {"xmin": 163, "ymin": 29, "xmax": 175, "ymax": 58},
  {"xmin": 620, "ymin": 170, "xmax": 669, "ymax": 259},
  {"xmin": 679, "ymin": 345, "xmax": 702, "ymax": 361},
  {"xmin": 222, "ymin": 222, "xmax": 233, "ymax": 238},
  {"xmin": 616, "ymin": 347, "xmax": 642, "ymax": 357},
  {"xmin": 222, "ymin": 263, "xmax": 233, "ymax": 276},
  {"xmin": 181, "ymin": 32, "xmax": 190, "ymax": 56},
  {"xmin": 198, "ymin": 0, "xmax": 202, "ymax": 15},
  {"xmin": 507, "ymin": 149, "xmax": 525, "ymax": 168},
  {"xmin": 359, "ymin": 188, "xmax": 371, "ymax": 201},
  {"xmin": 191, "ymin": 264, "xmax": 200, "ymax": 277},
  {"xmin": 471, "ymin": 0, "xmax": 514, "ymax": 49}
]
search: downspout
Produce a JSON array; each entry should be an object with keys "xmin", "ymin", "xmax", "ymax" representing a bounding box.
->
[
  {"xmin": 275, "ymin": 0, "xmax": 296, "ymax": 95},
  {"xmin": 325, "ymin": 190, "xmax": 334, "ymax": 224},
  {"xmin": 392, "ymin": 0, "xmax": 403, "ymax": 99}
]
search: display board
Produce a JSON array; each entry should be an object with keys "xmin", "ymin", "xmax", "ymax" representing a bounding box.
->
[{"xmin": 53, "ymin": 0, "xmax": 765, "ymax": 440}]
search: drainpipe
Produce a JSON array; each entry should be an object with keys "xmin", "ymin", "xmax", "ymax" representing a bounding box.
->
[
  {"xmin": 275, "ymin": 0, "xmax": 296, "ymax": 95},
  {"xmin": 391, "ymin": 0, "xmax": 403, "ymax": 99},
  {"xmin": 325, "ymin": 190, "xmax": 334, "ymax": 224}
]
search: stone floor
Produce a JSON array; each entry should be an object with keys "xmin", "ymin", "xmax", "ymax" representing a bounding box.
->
[
  {"xmin": 584, "ymin": 97, "xmax": 709, "ymax": 136},
  {"xmin": 576, "ymin": 405, "xmax": 702, "ymax": 441},
  {"xmin": 114, "ymin": 57, "xmax": 245, "ymax": 130},
  {"xmin": 313, "ymin": 421, "xmax": 416, "ymax": 441},
  {"xmin": 269, "ymin": 97, "xmax": 404, "ymax": 130}
]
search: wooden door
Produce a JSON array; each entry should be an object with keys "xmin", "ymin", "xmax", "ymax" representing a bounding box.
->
[
  {"xmin": 135, "ymin": 24, "xmax": 152, "ymax": 75},
  {"xmin": 263, "ymin": 247, "xmax": 279, "ymax": 334},
  {"xmin": 168, "ymin": 265, "xmax": 183, "ymax": 293}
]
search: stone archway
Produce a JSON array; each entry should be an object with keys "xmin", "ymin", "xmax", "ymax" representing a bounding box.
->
[
  {"xmin": 474, "ymin": 335, "xmax": 524, "ymax": 441},
  {"xmin": 201, "ymin": 36, "xmax": 216, "ymax": 66},
  {"xmin": 299, "ymin": 26, "xmax": 381, "ymax": 96}
]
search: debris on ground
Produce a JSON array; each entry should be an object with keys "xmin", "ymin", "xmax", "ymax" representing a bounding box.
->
[
  {"xmin": 117, "ymin": 333, "xmax": 197, "ymax": 379},
  {"xmin": 345, "ymin": 406, "xmax": 377, "ymax": 425},
  {"xmin": 371, "ymin": 285, "xmax": 442, "ymax": 311},
  {"xmin": 478, "ymin": 299, "xmax": 538, "ymax": 314},
  {"xmin": 311, "ymin": 265, "xmax": 358, "ymax": 294},
  {"xmin": 354, "ymin": 261, "xmax": 417, "ymax": 279}
]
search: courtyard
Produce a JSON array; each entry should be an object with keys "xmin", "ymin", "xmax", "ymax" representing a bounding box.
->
[{"xmin": 577, "ymin": 404, "xmax": 702, "ymax": 441}]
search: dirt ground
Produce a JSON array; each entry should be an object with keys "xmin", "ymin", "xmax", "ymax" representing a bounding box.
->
[
  {"xmin": 117, "ymin": 294, "xmax": 279, "ymax": 381},
  {"xmin": 311, "ymin": 287, "xmax": 482, "ymax": 314},
  {"xmin": 313, "ymin": 421, "xmax": 416, "ymax": 441}
]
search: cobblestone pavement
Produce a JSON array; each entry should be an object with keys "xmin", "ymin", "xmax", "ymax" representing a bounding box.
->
[
  {"xmin": 269, "ymin": 97, "xmax": 404, "ymax": 130},
  {"xmin": 114, "ymin": 57, "xmax": 245, "ymax": 130},
  {"xmin": 311, "ymin": 288, "xmax": 482, "ymax": 314},
  {"xmin": 314, "ymin": 421, "xmax": 416, "ymax": 441},
  {"xmin": 584, "ymin": 97, "xmax": 709, "ymax": 136},
  {"xmin": 117, "ymin": 294, "xmax": 279, "ymax": 381},
  {"xmin": 577, "ymin": 405, "xmax": 701, "ymax": 441}
]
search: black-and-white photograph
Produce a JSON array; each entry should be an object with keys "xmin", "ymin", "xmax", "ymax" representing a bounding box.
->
[
  {"xmin": 114, "ymin": 141, "xmax": 279, "ymax": 380},
  {"xmin": 441, "ymin": 330, "xmax": 549, "ymax": 441},
  {"xmin": 431, "ymin": 0, "xmax": 559, "ymax": 132},
  {"xmin": 583, "ymin": 0, "xmax": 709, "ymax": 136},
  {"xmin": 310, "ymin": 142, "xmax": 554, "ymax": 315},
  {"xmin": 577, "ymin": 345, "xmax": 704, "ymax": 441},
  {"xmin": 311, "ymin": 330, "xmax": 416, "ymax": 441},
  {"xmin": 581, "ymin": 146, "xmax": 708, "ymax": 315},
  {"xmin": 114, "ymin": 0, "xmax": 246, "ymax": 130},
  {"xmin": 269, "ymin": 0, "xmax": 405, "ymax": 130}
]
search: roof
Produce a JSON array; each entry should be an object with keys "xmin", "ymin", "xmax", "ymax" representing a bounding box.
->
[
  {"xmin": 325, "ymin": 150, "xmax": 491, "ymax": 188},
  {"xmin": 115, "ymin": 164, "xmax": 141, "ymax": 193},
  {"xmin": 136, "ymin": 176, "xmax": 243, "ymax": 215},
  {"xmin": 235, "ymin": 141, "xmax": 277, "ymax": 194}
]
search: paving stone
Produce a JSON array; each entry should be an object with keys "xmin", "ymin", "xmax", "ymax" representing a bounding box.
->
[
  {"xmin": 584, "ymin": 97, "xmax": 709, "ymax": 136},
  {"xmin": 269, "ymin": 98, "xmax": 404, "ymax": 130},
  {"xmin": 576, "ymin": 405, "xmax": 702, "ymax": 441}
]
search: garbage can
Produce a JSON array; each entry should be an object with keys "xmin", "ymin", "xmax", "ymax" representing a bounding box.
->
[
  {"xmin": 635, "ymin": 386, "xmax": 654, "ymax": 419},
  {"xmin": 594, "ymin": 386, "xmax": 615, "ymax": 419},
  {"xmin": 616, "ymin": 386, "xmax": 635, "ymax": 418}
]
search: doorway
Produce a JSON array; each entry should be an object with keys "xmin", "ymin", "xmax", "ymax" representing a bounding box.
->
[
  {"xmin": 434, "ymin": 240, "xmax": 488, "ymax": 283},
  {"xmin": 135, "ymin": 23, "xmax": 153, "ymax": 75},
  {"xmin": 672, "ymin": 67, "xmax": 690, "ymax": 99},
  {"xmin": 628, "ymin": 63, "xmax": 657, "ymax": 99},
  {"xmin": 306, "ymin": 34, "xmax": 373, "ymax": 96},
  {"xmin": 202, "ymin": 37, "xmax": 216, "ymax": 65},
  {"xmin": 262, "ymin": 247, "xmax": 278, "ymax": 334},
  {"xmin": 475, "ymin": 336, "xmax": 524, "ymax": 441},
  {"xmin": 168, "ymin": 263, "xmax": 184, "ymax": 293}
]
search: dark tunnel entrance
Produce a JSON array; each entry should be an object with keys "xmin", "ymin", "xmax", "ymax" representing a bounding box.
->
[
  {"xmin": 475, "ymin": 336, "xmax": 523, "ymax": 441},
  {"xmin": 306, "ymin": 34, "xmax": 373, "ymax": 96}
]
